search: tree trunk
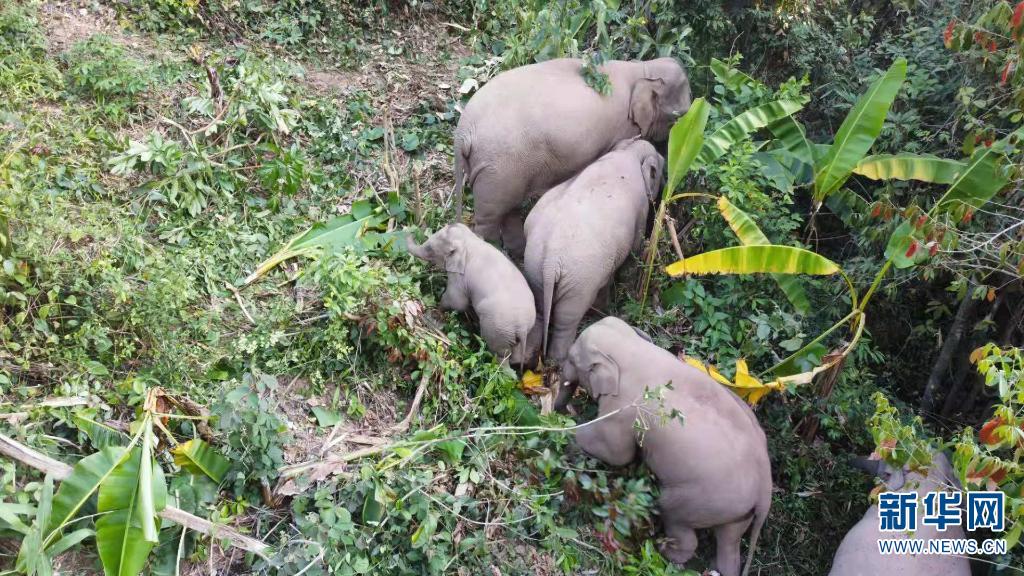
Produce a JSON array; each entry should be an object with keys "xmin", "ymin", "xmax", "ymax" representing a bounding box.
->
[{"xmin": 920, "ymin": 288, "xmax": 980, "ymax": 413}]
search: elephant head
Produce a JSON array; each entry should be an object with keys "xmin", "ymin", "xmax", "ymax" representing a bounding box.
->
[
  {"xmin": 849, "ymin": 450, "xmax": 959, "ymax": 493},
  {"xmin": 554, "ymin": 317, "xmax": 653, "ymax": 410},
  {"xmin": 406, "ymin": 223, "xmax": 469, "ymax": 273},
  {"xmin": 629, "ymin": 57, "xmax": 692, "ymax": 142}
]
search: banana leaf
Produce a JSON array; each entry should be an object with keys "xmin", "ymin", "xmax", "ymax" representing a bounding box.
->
[
  {"xmin": 696, "ymin": 99, "xmax": 806, "ymax": 167},
  {"xmin": 664, "ymin": 98, "xmax": 710, "ymax": 200},
  {"xmin": 666, "ymin": 245, "xmax": 841, "ymax": 277},
  {"xmin": 171, "ymin": 439, "xmax": 231, "ymax": 483},
  {"xmin": 95, "ymin": 445, "xmax": 167, "ymax": 576},
  {"xmin": 814, "ymin": 58, "xmax": 907, "ymax": 201},
  {"xmin": 716, "ymin": 196, "xmax": 811, "ymax": 314},
  {"xmin": 933, "ymin": 130, "xmax": 1019, "ymax": 216},
  {"xmin": 853, "ymin": 154, "xmax": 965, "ymax": 184}
]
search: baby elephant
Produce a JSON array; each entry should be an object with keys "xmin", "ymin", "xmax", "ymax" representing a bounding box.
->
[
  {"xmin": 560, "ymin": 317, "xmax": 772, "ymax": 576},
  {"xmin": 406, "ymin": 224, "xmax": 536, "ymax": 366},
  {"xmin": 525, "ymin": 138, "xmax": 664, "ymax": 363},
  {"xmin": 829, "ymin": 452, "xmax": 970, "ymax": 576}
]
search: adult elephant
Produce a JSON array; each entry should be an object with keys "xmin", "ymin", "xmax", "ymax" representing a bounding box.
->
[{"xmin": 452, "ymin": 57, "xmax": 691, "ymax": 256}]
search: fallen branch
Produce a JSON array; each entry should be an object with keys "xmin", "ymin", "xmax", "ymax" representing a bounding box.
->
[
  {"xmin": 0, "ymin": 433, "xmax": 272, "ymax": 559},
  {"xmin": 390, "ymin": 372, "xmax": 431, "ymax": 434},
  {"xmin": 665, "ymin": 212, "xmax": 685, "ymax": 262},
  {"xmin": 225, "ymin": 282, "xmax": 256, "ymax": 325}
]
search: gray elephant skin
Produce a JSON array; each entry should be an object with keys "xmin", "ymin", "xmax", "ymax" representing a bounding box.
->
[
  {"xmin": 560, "ymin": 317, "xmax": 772, "ymax": 576},
  {"xmin": 452, "ymin": 57, "xmax": 691, "ymax": 255},
  {"xmin": 524, "ymin": 138, "xmax": 664, "ymax": 364},
  {"xmin": 406, "ymin": 224, "xmax": 536, "ymax": 365},
  {"xmin": 828, "ymin": 452, "xmax": 971, "ymax": 576}
]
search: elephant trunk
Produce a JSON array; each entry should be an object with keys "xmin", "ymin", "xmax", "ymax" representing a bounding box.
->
[
  {"xmin": 848, "ymin": 455, "xmax": 884, "ymax": 477},
  {"xmin": 406, "ymin": 235, "xmax": 428, "ymax": 260},
  {"xmin": 553, "ymin": 380, "xmax": 578, "ymax": 412}
]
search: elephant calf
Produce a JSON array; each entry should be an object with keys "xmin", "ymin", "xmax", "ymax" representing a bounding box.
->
[
  {"xmin": 453, "ymin": 57, "xmax": 691, "ymax": 256},
  {"xmin": 524, "ymin": 138, "xmax": 664, "ymax": 363},
  {"xmin": 407, "ymin": 224, "xmax": 536, "ymax": 366},
  {"xmin": 829, "ymin": 452, "xmax": 971, "ymax": 576},
  {"xmin": 560, "ymin": 317, "xmax": 772, "ymax": 576}
]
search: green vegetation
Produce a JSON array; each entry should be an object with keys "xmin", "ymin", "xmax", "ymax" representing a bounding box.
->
[{"xmin": 1, "ymin": 1, "xmax": 1023, "ymax": 575}]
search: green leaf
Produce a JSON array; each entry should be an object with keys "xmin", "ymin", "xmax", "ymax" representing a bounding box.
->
[
  {"xmin": 814, "ymin": 58, "xmax": 907, "ymax": 201},
  {"xmin": 0, "ymin": 502, "xmax": 35, "ymax": 534},
  {"xmin": 95, "ymin": 445, "xmax": 168, "ymax": 576},
  {"xmin": 666, "ymin": 245, "xmax": 841, "ymax": 277},
  {"xmin": 933, "ymin": 131, "xmax": 1019, "ymax": 216},
  {"xmin": 664, "ymin": 98, "xmax": 710, "ymax": 200},
  {"xmin": 48, "ymin": 447, "xmax": 129, "ymax": 537},
  {"xmin": 362, "ymin": 484, "xmax": 385, "ymax": 525},
  {"xmin": 73, "ymin": 413, "xmax": 128, "ymax": 449},
  {"xmin": 767, "ymin": 116, "xmax": 815, "ymax": 167},
  {"xmin": 243, "ymin": 209, "xmax": 388, "ymax": 285},
  {"xmin": 310, "ymin": 406, "xmax": 342, "ymax": 428},
  {"xmin": 84, "ymin": 360, "xmax": 109, "ymax": 376},
  {"xmin": 48, "ymin": 528, "xmax": 94, "ymax": 557},
  {"xmin": 170, "ymin": 439, "xmax": 231, "ymax": 483},
  {"xmin": 884, "ymin": 220, "xmax": 929, "ymax": 269},
  {"xmin": 696, "ymin": 99, "xmax": 806, "ymax": 167},
  {"xmin": 853, "ymin": 154, "xmax": 965, "ymax": 184},
  {"xmin": 716, "ymin": 196, "xmax": 810, "ymax": 314}
]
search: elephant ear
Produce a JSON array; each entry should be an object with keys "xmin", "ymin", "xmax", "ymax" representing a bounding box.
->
[
  {"xmin": 444, "ymin": 242, "xmax": 467, "ymax": 274},
  {"xmin": 640, "ymin": 154, "xmax": 663, "ymax": 201},
  {"xmin": 629, "ymin": 78, "xmax": 662, "ymax": 139},
  {"xmin": 588, "ymin": 350, "xmax": 621, "ymax": 399}
]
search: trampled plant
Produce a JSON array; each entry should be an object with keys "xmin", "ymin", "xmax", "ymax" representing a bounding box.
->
[{"xmin": 0, "ymin": 390, "xmax": 234, "ymax": 575}]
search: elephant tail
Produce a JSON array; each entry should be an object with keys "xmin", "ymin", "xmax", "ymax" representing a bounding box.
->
[
  {"xmin": 541, "ymin": 270, "xmax": 556, "ymax": 359},
  {"xmin": 452, "ymin": 133, "xmax": 470, "ymax": 221},
  {"xmin": 741, "ymin": 495, "xmax": 770, "ymax": 576}
]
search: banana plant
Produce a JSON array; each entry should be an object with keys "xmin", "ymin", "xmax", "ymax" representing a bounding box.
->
[
  {"xmin": 656, "ymin": 57, "xmax": 1018, "ymax": 405},
  {"xmin": 8, "ymin": 389, "xmax": 232, "ymax": 576}
]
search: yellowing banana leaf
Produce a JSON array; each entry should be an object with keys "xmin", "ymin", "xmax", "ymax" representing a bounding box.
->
[
  {"xmin": 683, "ymin": 357, "xmax": 781, "ymax": 405},
  {"xmin": 853, "ymin": 154, "xmax": 965, "ymax": 184},
  {"xmin": 664, "ymin": 98, "xmax": 710, "ymax": 200},
  {"xmin": 171, "ymin": 439, "xmax": 231, "ymax": 483},
  {"xmin": 519, "ymin": 370, "xmax": 546, "ymax": 395},
  {"xmin": 814, "ymin": 59, "xmax": 907, "ymax": 201},
  {"xmin": 696, "ymin": 99, "xmax": 806, "ymax": 167},
  {"xmin": 665, "ymin": 245, "xmax": 841, "ymax": 277},
  {"xmin": 716, "ymin": 196, "xmax": 810, "ymax": 314}
]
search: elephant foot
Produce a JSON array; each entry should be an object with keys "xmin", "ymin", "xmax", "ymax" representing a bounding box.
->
[
  {"xmin": 660, "ymin": 524, "xmax": 697, "ymax": 567},
  {"xmin": 659, "ymin": 539, "xmax": 696, "ymax": 567}
]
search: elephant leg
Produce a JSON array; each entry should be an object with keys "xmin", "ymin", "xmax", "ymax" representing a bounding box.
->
[
  {"xmin": 713, "ymin": 517, "xmax": 752, "ymax": 576},
  {"xmin": 472, "ymin": 172, "xmax": 522, "ymax": 248},
  {"xmin": 659, "ymin": 522, "xmax": 697, "ymax": 567},
  {"xmin": 592, "ymin": 281, "xmax": 612, "ymax": 314},
  {"xmin": 501, "ymin": 211, "xmax": 527, "ymax": 260},
  {"xmin": 478, "ymin": 317, "xmax": 513, "ymax": 365},
  {"xmin": 547, "ymin": 292, "xmax": 591, "ymax": 363}
]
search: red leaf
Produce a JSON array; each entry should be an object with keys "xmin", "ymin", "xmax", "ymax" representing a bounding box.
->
[
  {"xmin": 1002, "ymin": 59, "xmax": 1015, "ymax": 85},
  {"xmin": 980, "ymin": 417, "xmax": 1005, "ymax": 446},
  {"xmin": 944, "ymin": 19, "xmax": 956, "ymax": 47},
  {"xmin": 870, "ymin": 203, "xmax": 882, "ymax": 218},
  {"xmin": 989, "ymin": 40, "xmax": 998, "ymax": 53},
  {"xmin": 929, "ymin": 242, "xmax": 939, "ymax": 257},
  {"xmin": 1014, "ymin": 2, "xmax": 1024, "ymax": 29},
  {"xmin": 915, "ymin": 215, "xmax": 927, "ymax": 229},
  {"xmin": 905, "ymin": 240, "xmax": 918, "ymax": 258},
  {"xmin": 962, "ymin": 208, "xmax": 974, "ymax": 223}
]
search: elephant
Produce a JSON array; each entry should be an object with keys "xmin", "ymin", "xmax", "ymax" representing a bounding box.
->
[
  {"xmin": 523, "ymin": 138, "xmax": 664, "ymax": 363},
  {"xmin": 452, "ymin": 56, "xmax": 691, "ymax": 256},
  {"xmin": 828, "ymin": 452, "xmax": 971, "ymax": 576},
  {"xmin": 558, "ymin": 317, "xmax": 772, "ymax": 576},
  {"xmin": 406, "ymin": 224, "xmax": 536, "ymax": 366}
]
